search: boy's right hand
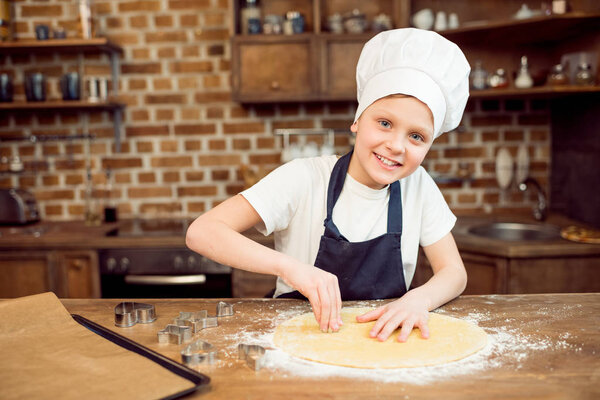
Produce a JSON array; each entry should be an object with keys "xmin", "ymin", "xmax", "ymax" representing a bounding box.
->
[{"xmin": 282, "ymin": 264, "xmax": 342, "ymax": 333}]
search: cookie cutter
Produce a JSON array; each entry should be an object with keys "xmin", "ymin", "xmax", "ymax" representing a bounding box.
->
[
  {"xmin": 181, "ymin": 340, "xmax": 218, "ymax": 366},
  {"xmin": 157, "ymin": 324, "xmax": 192, "ymax": 344},
  {"xmin": 217, "ymin": 301, "xmax": 234, "ymax": 317},
  {"xmin": 173, "ymin": 311, "xmax": 218, "ymax": 333},
  {"xmin": 238, "ymin": 343, "xmax": 267, "ymax": 371},
  {"xmin": 114, "ymin": 302, "xmax": 156, "ymax": 327}
]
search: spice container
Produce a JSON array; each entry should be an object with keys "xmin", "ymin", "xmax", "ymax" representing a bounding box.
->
[
  {"xmin": 470, "ymin": 61, "xmax": 488, "ymax": 90},
  {"xmin": 241, "ymin": 0, "xmax": 261, "ymax": 34},
  {"xmin": 547, "ymin": 64, "xmax": 568, "ymax": 85},
  {"xmin": 575, "ymin": 63, "xmax": 595, "ymax": 86},
  {"xmin": 488, "ymin": 69, "xmax": 509, "ymax": 89}
]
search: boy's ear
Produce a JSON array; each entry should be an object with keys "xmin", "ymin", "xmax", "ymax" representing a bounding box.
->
[{"xmin": 350, "ymin": 121, "xmax": 358, "ymax": 133}]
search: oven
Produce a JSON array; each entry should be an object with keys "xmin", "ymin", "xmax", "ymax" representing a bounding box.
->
[{"xmin": 99, "ymin": 247, "xmax": 232, "ymax": 298}]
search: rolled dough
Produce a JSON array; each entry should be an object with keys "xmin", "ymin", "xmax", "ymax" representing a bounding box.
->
[{"xmin": 273, "ymin": 307, "xmax": 488, "ymax": 368}]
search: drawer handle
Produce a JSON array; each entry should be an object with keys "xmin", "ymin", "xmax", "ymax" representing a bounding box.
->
[
  {"xmin": 125, "ymin": 274, "xmax": 207, "ymax": 285},
  {"xmin": 270, "ymin": 81, "xmax": 280, "ymax": 90}
]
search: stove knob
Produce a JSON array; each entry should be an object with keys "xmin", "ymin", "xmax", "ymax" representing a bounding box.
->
[
  {"xmin": 119, "ymin": 257, "xmax": 130, "ymax": 273},
  {"xmin": 174, "ymin": 256, "xmax": 184, "ymax": 270},
  {"xmin": 106, "ymin": 257, "xmax": 117, "ymax": 272},
  {"xmin": 187, "ymin": 255, "xmax": 198, "ymax": 270}
]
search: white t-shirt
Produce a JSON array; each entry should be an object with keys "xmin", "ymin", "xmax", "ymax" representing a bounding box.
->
[{"xmin": 241, "ymin": 155, "xmax": 456, "ymax": 297}]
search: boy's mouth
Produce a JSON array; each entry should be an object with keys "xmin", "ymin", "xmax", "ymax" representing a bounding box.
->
[{"xmin": 374, "ymin": 153, "xmax": 401, "ymax": 168}]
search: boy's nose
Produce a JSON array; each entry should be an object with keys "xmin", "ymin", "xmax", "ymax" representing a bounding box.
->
[{"xmin": 385, "ymin": 135, "xmax": 406, "ymax": 154}]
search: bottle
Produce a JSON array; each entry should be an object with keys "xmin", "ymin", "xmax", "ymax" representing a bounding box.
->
[
  {"xmin": 470, "ymin": 60, "xmax": 488, "ymax": 90},
  {"xmin": 515, "ymin": 56, "xmax": 533, "ymax": 89},
  {"xmin": 241, "ymin": 0, "xmax": 261, "ymax": 34},
  {"xmin": 0, "ymin": 0, "xmax": 13, "ymax": 41},
  {"xmin": 575, "ymin": 62, "xmax": 594, "ymax": 86},
  {"xmin": 79, "ymin": 0, "xmax": 92, "ymax": 39},
  {"xmin": 547, "ymin": 64, "xmax": 568, "ymax": 85},
  {"xmin": 103, "ymin": 169, "xmax": 118, "ymax": 223},
  {"xmin": 488, "ymin": 68, "xmax": 509, "ymax": 88},
  {"xmin": 84, "ymin": 168, "xmax": 101, "ymax": 226}
]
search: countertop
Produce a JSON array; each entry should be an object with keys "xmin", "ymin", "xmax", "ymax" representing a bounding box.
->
[
  {"xmin": 1, "ymin": 214, "xmax": 599, "ymax": 258},
  {"xmin": 58, "ymin": 294, "xmax": 599, "ymax": 399}
]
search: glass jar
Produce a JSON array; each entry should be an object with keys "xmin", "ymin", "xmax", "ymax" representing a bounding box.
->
[
  {"xmin": 575, "ymin": 63, "xmax": 595, "ymax": 86},
  {"xmin": 547, "ymin": 64, "xmax": 568, "ymax": 85},
  {"xmin": 488, "ymin": 68, "xmax": 509, "ymax": 88},
  {"xmin": 470, "ymin": 61, "xmax": 488, "ymax": 90}
]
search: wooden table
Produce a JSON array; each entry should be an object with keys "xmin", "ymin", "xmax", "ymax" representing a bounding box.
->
[{"xmin": 59, "ymin": 294, "xmax": 600, "ymax": 399}]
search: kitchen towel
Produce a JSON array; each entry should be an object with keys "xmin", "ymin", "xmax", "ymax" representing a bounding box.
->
[{"xmin": 0, "ymin": 292, "xmax": 195, "ymax": 400}]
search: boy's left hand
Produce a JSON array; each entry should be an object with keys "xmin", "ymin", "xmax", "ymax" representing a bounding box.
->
[{"xmin": 356, "ymin": 290, "xmax": 430, "ymax": 342}]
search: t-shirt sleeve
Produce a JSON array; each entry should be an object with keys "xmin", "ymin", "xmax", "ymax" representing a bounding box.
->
[
  {"xmin": 240, "ymin": 159, "xmax": 308, "ymax": 236},
  {"xmin": 419, "ymin": 171, "xmax": 457, "ymax": 247}
]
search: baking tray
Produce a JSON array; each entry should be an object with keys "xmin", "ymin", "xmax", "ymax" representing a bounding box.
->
[{"xmin": 72, "ymin": 314, "xmax": 210, "ymax": 399}]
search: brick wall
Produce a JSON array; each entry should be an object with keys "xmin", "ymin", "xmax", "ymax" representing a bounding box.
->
[{"xmin": 0, "ymin": 0, "xmax": 550, "ymax": 221}]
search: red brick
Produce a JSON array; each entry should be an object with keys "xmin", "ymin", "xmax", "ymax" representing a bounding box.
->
[
  {"xmin": 122, "ymin": 63, "xmax": 162, "ymax": 74},
  {"xmin": 126, "ymin": 125, "xmax": 170, "ymax": 137},
  {"xmin": 185, "ymin": 171, "xmax": 205, "ymax": 181},
  {"xmin": 211, "ymin": 170, "xmax": 229, "ymax": 181},
  {"xmin": 157, "ymin": 47, "xmax": 176, "ymax": 58},
  {"xmin": 156, "ymin": 109, "xmax": 175, "ymax": 121},
  {"xmin": 194, "ymin": 92, "xmax": 230, "ymax": 103},
  {"xmin": 140, "ymin": 202, "xmax": 182, "ymax": 214},
  {"xmin": 471, "ymin": 116, "xmax": 512, "ymax": 126},
  {"xmin": 170, "ymin": 61, "xmax": 213, "ymax": 73},
  {"xmin": 249, "ymin": 153, "xmax": 281, "ymax": 164},
  {"xmin": 102, "ymin": 158, "xmax": 143, "ymax": 169},
  {"xmin": 208, "ymin": 139, "xmax": 226, "ymax": 150},
  {"xmin": 444, "ymin": 147, "xmax": 486, "ymax": 158},
  {"xmin": 150, "ymin": 156, "xmax": 193, "ymax": 167},
  {"xmin": 131, "ymin": 109, "xmax": 150, "ymax": 121},
  {"xmin": 198, "ymin": 154, "xmax": 241, "ymax": 166},
  {"xmin": 115, "ymin": 172, "xmax": 132, "ymax": 184},
  {"xmin": 155, "ymin": 15, "xmax": 174, "ymax": 27},
  {"xmin": 160, "ymin": 140, "xmax": 178, "ymax": 152},
  {"xmin": 187, "ymin": 202, "xmax": 206, "ymax": 213},
  {"xmin": 185, "ymin": 140, "xmax": 202, "ymax": 151},
  {"xmin": 257, "ymin": 137, "xmax": 275, "ymax": 149},
  {"xmin": 130, "ymin": 15, "xmax": 149, "ymax": 28},
  {"xmin": 194, "ymin": 28, "xmax": 228, "ymax": 40},
  {"xmin": 128, "ymin": 187, "xmax": 172, "ymax": 198},
  {"xmin": 138, "ymin": 172, "xmax": 156, "ymax": 183},
  {"xmin": 118, "ymin": 1, "xmax": 161, "ymax": 12},
  {"xmin": 163, "ymin": 171, "xmax": 180, "ymax": 183},
  {"xmin": 517, "ymin": 114, "xmax": 549, "ymax": 126},
  {"xmin": 182, "ymin": 46, "xmax": 200, "ymax": 57},
  {"xmin": 44, "ymin": 204, "xmax": 63, "ymax": 216},
  {"xmin": 174, "ymin": 124, "xmax": 216, "ymax": 135},
  {"xmin": 177, "ymin": 186, "xmax": 218, "ymax": 196},
  {"xmin": 35, "ymin": 189, "xmax": 75, "ymax": 201},
  {"xmin": 146, "ymin": 31, "xmax": 188, "ymax": 43},
  {"xmin": 180, "ymin": 15, "xmax": 199, "ymax": 26},
  {"xmin": 21, "ymin": 5, "xmax": 62, "ymax": 17},
  {"xmin": 233, "ymin": 138, "xmax": 251, "ymax": 150},
  {"xmin": 145, "ymin": 94, "xmax": 187, "ymax": 104},
  {"xmin": 223, "ymin": 122, "xmax": 265, "ymax": 134},
  {"xmin": 168, "ymin": 0, "xmax": 211, "ymax": 9},
  {"xmin": 226, "ymin": 184, "xmax": 245, "ymax": 195}
]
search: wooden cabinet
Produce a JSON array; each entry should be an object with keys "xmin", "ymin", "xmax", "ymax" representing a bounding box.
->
[
  {"xmin": 230, "ymin": 0, "xmax": 600, "ymax": 102},
  {"xmin": 0, "ymin": 250, "xmax": 100, "ymax": 298},
  {"xmin": 411, "ymin": 248, "xmax": 600, "ymax": 295}
]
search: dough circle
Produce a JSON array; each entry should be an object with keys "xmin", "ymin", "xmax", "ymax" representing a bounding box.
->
[{"xmin": 273, "ymin": 307, "xmax": 488, "ymax": 368}]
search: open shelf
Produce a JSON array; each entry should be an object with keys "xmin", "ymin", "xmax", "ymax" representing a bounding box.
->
[
  {"xmin": 0, "ymin": 100, "xmax": 126, "ymax": 112},
  {"xmin": 0, "ymin": 38, "xmax": 123, "ymax": 55},
  {"xmin": 470, "ymin": 85, "xmax": 600, "ymax": 99}
]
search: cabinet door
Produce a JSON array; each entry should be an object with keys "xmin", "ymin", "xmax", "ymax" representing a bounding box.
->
[
  {"xmin": 232, "ymin": 36, "xmax": 318, "ymax": 102},
  {"xmin": 320, "ymin": 35, "xmax": 367, "ymax": 100},
  {"xmin": 0, "ymin": 252, "xmax": 53, "ymax": 297},
  {"xmin": 54, "ymin": 251, "xmax": 100, "ymax": 298}
]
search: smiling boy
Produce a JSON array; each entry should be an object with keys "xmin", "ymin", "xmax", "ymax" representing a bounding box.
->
[{"xmin": 186, "ymin": 28, "xmax": 471, "ymax": 342}]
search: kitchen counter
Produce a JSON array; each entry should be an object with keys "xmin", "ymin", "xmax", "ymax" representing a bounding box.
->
[{"xmin": 58, "ymin": 294, "xmax": 599, "ymax": 399}]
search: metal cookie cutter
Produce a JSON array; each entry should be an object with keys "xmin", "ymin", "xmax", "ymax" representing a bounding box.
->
[
  {"xmin": 181, "ymin": 340, "xmax": 218, "ymax": 366},
  {"xmin": 238, "ymin": 343, "xmax": 267, "ymax": 371},
  {"xmin": 114, "ymin": 302, "xmax": 156, "ymax": 327},
  {"xmin": 157, "ymin": 324, "xmax": 192, "ymax": 344},
  {"xmin": 217, "ymin": 301, "xmax": 234, "ymax": 317},
  {"xmin": 173, "ymin": 311, "xmax": 218, "ymax": 333}
]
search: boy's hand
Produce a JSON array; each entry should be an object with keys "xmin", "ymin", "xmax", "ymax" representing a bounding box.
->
[
  {"xmin": 282, "ymin": 264, "xmax": 342, "ymax": 333},
  {"xmin": 356, "ymin": 290, "xmax": 430, "ymax": 342}
]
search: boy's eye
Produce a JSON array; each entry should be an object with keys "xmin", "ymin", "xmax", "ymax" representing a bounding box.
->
[
  {"xmin": 378, "ymin": 120, "xmax": 391, "ymax": 128},
  {"xmin": 410, "ymin": 133, "xmax": 424, "ymax": 142}
]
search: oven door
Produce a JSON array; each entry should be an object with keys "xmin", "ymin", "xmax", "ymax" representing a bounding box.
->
[{"xmin": 100, "ymin": 273, "xmax": 232, "ymax": 298}]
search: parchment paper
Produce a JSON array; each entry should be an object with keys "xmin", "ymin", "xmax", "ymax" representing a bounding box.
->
[{"xmin": 0, "ymin": 292, "xmax": 196, "ymax": 400}]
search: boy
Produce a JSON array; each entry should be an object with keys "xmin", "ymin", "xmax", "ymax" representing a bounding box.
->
[{"xmin": 186, "ymin": 28, "xmax": 470, "ymax": 342}]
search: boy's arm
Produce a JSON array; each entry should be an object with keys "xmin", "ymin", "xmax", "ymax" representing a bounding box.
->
[
  {"xmin": 186, "ymin": 194, "xmax": 342, "ymax": 332},
  {"xmin": 356, "ymin": 232, "xmax": 467, "ymax": 341}
]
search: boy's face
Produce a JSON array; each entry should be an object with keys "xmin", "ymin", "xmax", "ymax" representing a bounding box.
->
[{"xmin": 348, "ymin": 95, "xmax": 434, "ymax": 190}]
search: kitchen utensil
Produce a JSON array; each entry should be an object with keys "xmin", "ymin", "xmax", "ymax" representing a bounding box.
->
[
  {"xmin": 173, "ymin": 311, "xmax": 218, "ymax": 333},
  {"xmin": 448, "ymin": 13, "xmax": 459, "ymax": 29},
  {"xmin": 182, "ymin": 340, "xmax": 218, "ymax": 366},
  {"xmin": 238, "ymin": 343, "xmax": 267, "ymax": 371},
  {"xmin": 495, "ymin": 147, "xmax": 513, "ymax": 189},
  {"xmin": 0, "ymin": 188, "xmax": 40, "ymax": 225},
  {"xmin": 114, "ymin": 302, "xmax": 157, "ymax": 327},
  {"xmin": 60, "ymin": 72, "xmax": 80, "ymax": 100},
  {"xmin": 547, "ymin": 64, "xmax": 568, "ymax": 85},
  {"xmin": 515, "ymin": 144, "xmax": 529, "ymax": 184},
  {"xmin": 412, "ymin": 8, "xmax": 434, "ymax": 30},
  {"xmin": 34, "ymin": 24, "xmax": 49, "ymax": 40},
  {"xmin": 24, "ymin": 73, "xmax": 46, "ymax": 101},
  {"xmin": 372, "ymin": 13, "xmax": 392, "ymax": 32},
  {"xmin": 515, "ymin": 56, "xmax": 533, "ymax": 88},
  {"xmin": 157, "ymin": 324, "xmax": 192, "ymax": 345},
  {"xmin": 343, "ymin": 9, "xmax": 367, "ymax": 34},
  {"xmin": 327, "ymin": 13, "xmax": 343, "ymax": 33},
  {"xmin": 434, "ymin": 11, "xmax": 447, "ymax": 31},
  {"xmin": 217, "ymin": 301, "xmax": 234, "ymax": 317},
  {"xmin": 0, "ymin": 73, "xmax": 12, "ymax": 102}
]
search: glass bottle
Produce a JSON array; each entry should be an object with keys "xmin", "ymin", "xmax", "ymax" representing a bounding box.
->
[
  {"xmin": 575, "ymin": 63, "xmax": 595, "ymax": 86},
  {"xmin": 103, "ymin": 169, "xmax": 117, "ymax": 223},
  {"xmin": 84, "ymin": 168, "xmax": 101, "ymax": 226},
  {"xmin": 0, "ymin": 0, "xmax": 13, "ymax": 41},
  {"xmin": 470, "ymin": 60, "xmax": 488, "ymax": 90},
  {"xmin": 488, "ymin": 68, "xmax": 509, "ymax": 89},
  {"xmin": 241, "ymin": 0, "xmax": 261, "ymax": 34},
  {"xmin": 547, "ymin": 64, "xmax": 568, "ymax": 85},
  {"xmin": 515, "ymin": 56, "xmax": 533, "ymax": 89}
]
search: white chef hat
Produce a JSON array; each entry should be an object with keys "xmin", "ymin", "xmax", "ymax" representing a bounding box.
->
[{"xmin": 354, "ymin": 28, "xmax": 470, "ymax": 138}]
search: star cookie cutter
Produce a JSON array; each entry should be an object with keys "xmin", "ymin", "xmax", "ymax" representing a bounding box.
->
[
  {"xmin": 157, "ymin": 324, "xmax": 192, "ymax": 344},
  {"xmin": 114, "ymin": 302, "xmax": 156, "ymax": 328},
  {"xmin": 181, "ymin": 340, "xmax": 218, "ymax": 366},
  {"xmin": 173, "ymin": 311, "xmax": 218, "ymax": 333},
  {"xmin": 238, "ymin": 343, "xmax": 267, "ymax": 371}
]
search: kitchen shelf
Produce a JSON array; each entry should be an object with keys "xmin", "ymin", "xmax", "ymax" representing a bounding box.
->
[
  {"xmin": 469, "ymin": 85, "xmax": 600, "ymax": 99},
  {"xmin": 441, "ymin": 12, "xmax": 600, "ymax": 45},
  {"xmin": 0, "ymin": 38, "xmax": 125, "ymax": 152},
  {"xmin": 0, "ymin": 38, "xmax": 123, "ymax": 55}
]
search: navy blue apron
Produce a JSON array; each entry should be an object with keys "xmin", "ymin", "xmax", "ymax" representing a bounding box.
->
[{"xmin": 278, "ymin": 150, "xmax": 407, "ymax": 301}]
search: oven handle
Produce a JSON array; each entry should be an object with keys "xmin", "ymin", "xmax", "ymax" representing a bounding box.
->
[{"xmin": 124, "ymin": 274, "xmax": 207, "ymax": 285}]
